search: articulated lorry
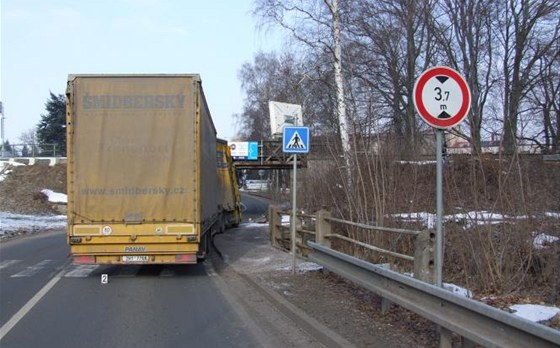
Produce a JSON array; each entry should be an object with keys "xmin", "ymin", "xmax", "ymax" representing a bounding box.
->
[
  {"xmin": 216, "ymin": 139, "xmax": 242, "ymax": 230},
  {"xmin": 66, "ymin": 74, "xmax": 240, "ymax": 264}
]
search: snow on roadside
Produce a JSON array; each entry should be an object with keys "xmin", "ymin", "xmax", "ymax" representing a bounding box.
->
[
  {"xmin": 532, "ymin": 233, "xmax": 560, "ymax": 249},
  {"xmin": 510, "ymin": 304, "xmax": 560, "ymax": 323},
  {"xmin": 397, "ymin": 160, "xmax": 437, "ymax": 165},
  {"xmin": 41, "ymin": 189, "xmax": 67, "ymax": 203},
  {"xmin": 391, "ymin": 212, "xmax": 436, "ymax": 229},
  {"xmin": 0, "ymin": 161, "xmax": 26, "ymax": 182},
  {"xmin": 417, "ymin": 280, "xmax": 560, "ymax": 324},
  {"xmin": 280, "ymin": 261, "xmax": 323, "ymax": 273},
  {"xmin": 391, "ymin": 210, "xmax": 560, "ymax": 230},
  {"xmin": 443, "ymin": 283, "xmax": 473, "ymax": 298},
  {"xmin": 0, "ymin": 211, "xmax": 66, "ymax": 235}
]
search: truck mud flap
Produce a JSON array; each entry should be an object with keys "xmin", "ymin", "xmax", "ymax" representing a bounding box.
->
[{"xmin": 210, "ymin": 229, "xmax": 223, "ymax": 260}]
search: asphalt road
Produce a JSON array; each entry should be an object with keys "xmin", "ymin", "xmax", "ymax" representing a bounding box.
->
[
  {"xmin": 0, "ymin": 194, "xmax": 314, "ymax": 348},
  {"xmin": 0, "ymin": 230, "xmax": 263, "ymax": 347},
  {"xmin": 239, "ymin": 192, "xmax": 272, "ymax": 222}
]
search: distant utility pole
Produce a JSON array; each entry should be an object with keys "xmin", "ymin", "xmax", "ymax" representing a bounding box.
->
[{"xmin": 0, "ymin": 101, "xmax": 5, "ymax": 158}]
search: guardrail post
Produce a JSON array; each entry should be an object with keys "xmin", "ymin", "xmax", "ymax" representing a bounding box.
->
[
  {"xmin": 414, "ymin": 230, "xmax": 435, "ymax": 284},
  {"xmin": 315, "ymin": 209, "xmax": 331, "ymax": 248},
  {"xmin": 269, "ymin": 205, "xmax": 281, "ymax": 249}
]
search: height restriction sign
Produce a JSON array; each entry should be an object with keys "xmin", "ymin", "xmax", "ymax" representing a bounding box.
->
[{"xmin": 413, "ymin": 66, "xmax": 471, "ymax": 129}]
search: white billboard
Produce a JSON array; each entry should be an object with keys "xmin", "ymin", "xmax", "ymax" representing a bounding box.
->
[
  {"xmin": 229, "ymin": 142, "xmax": 248, "ymax": 159},
  {"xmin": 269, "ymin": 101, "xmax": 303, "ymax": 138}
]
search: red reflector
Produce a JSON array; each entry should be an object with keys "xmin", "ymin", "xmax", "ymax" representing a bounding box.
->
[
  {"xmin": 74, "ymin": 255, "xmax": 95, "ymax": 264},
  {"xmin": 175, "ymin": 254, "xmax": 197, "ymax": 263}
]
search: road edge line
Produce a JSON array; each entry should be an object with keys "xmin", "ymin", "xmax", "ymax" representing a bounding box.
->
[{"xmin": 0, "ymin": 268, "xmax": 65, "ymax": 341}]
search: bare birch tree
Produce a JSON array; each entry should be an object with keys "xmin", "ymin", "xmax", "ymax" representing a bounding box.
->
[{"xmin": 254, "ymin": 0, "xmax": 352, "ymax": 181}]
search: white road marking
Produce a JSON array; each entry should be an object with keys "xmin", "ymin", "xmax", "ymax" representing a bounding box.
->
[
  {"xmin": 0, "ymin": 268, "xmax": 65, "ymax": 341},
  {"xmin": 0, "ymin": 260, "xmax": 21, "ymax": 270},
  {"xmin": 64, "ymin": 264, "xmax": 100, "ymax": 278},
  {"xmin": 10, "ymin": 260, "xmax": 52, "ymax": 278}
]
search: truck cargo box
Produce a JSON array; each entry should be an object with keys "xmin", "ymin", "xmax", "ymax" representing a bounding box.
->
[
  {"xmin": 216, "ymin": 139, "xmax": 241, "ymax": 229},
  {"xmin": 66, "ymin": 74, "xmax": 219, "ymax": 264}
]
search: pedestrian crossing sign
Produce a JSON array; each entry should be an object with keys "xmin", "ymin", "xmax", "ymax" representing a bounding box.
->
[{"xmin": 283, "ymin": 126, "xmax": 310, "ymax": 154}]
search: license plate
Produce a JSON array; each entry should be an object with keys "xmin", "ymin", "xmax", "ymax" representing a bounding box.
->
[{"xmin": 122, "ymin": 255, "xmax": 149, "ymax": 262}]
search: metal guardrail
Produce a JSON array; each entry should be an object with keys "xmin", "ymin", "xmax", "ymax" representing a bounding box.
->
[{"xmin": 308, "ymin": 242, "xmax": 560, "ymax": 348}]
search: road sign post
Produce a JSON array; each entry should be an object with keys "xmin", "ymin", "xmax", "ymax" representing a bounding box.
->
[
  {"xmin": 413, "ymin": 66, "xmax": 471, "ymax": 288},
  {"xmin": 283, "ymin": 126, "xmax": 310, "ymax": 274}
]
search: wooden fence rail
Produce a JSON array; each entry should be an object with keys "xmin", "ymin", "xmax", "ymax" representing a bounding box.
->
[{"xmin": 268, "ymin": 206, "xmax": 435, "ymax": 284}]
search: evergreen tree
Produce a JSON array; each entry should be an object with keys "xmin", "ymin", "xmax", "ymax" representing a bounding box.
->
[
  {"xmin": 22, "ymin": 144, "xmax": 30, "ymax": 157},
  {"xmin": 2, "ymin": 140, "xmax": 13, "ymax": 156},
  {"xmin": 37, "ymin": 92, "xmax": 66, "ymax": 156}
]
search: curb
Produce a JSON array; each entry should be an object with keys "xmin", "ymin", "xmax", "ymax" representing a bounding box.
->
[{"xmin": 239, "ymin": 272, "xmax": 356, "ymax": 348}]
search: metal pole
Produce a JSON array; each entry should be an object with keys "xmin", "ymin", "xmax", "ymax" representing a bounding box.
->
[
  {"xmin": 435, "ymin": 129, "xmax": 443, "ymax": 287},
  {"xmin": 292, "ymin": 153, "xmax": 297, "ymax": 274},
  {"xmin": 0, "ymin": 102, "xmax": 5, "ymax": 158}
]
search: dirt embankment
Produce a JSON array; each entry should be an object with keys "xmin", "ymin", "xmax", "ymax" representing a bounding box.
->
[{"xmin": 0, "ymin": 163, "xmax": 67, "ymax": 215}]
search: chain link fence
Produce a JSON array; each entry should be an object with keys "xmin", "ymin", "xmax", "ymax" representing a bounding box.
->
[{"xmin": 0, "ymin": 144, "xmax": 61, "ymax": 158}]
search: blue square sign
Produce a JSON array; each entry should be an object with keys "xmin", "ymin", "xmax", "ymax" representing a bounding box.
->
[
  {"xmin": 248, "ymin": 141, "xmax": 258, "ymax": 160},
  {"xmin": 283, "ymin": 127, "xmax": 310, "ymax": 154}
]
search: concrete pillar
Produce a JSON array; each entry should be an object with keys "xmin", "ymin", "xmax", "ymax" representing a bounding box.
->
[
  {"xmin": 315, "ymin": 209, "xmax": 331, "ymax": 248},
  {"xmin": 269, "ymin": 205, "xmax": 281, "ymax": 249},
  {"xmin": 414, "ymin": 230, "xmax": 435, "ymax": 284}
]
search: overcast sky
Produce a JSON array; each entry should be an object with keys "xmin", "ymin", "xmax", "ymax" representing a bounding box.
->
[{"xmin": 1, "ymin": 0, "xmax": 281, "ymax": 142}]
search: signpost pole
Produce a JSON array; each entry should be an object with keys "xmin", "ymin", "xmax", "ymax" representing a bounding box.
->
[
  {"xmin": 282, "ymin": 125, "xmax": 309, "ymax": 275},
  {"xmin": 291, "ymin": 153, "xmax": 297, "ymax": 274},
  {"xmin": 435, "ymin": 130, "xmax": 443, "ymax": 287},
  {"xmin": 413, "ymin": 66, "xmax": 471, "ymax": 288}
]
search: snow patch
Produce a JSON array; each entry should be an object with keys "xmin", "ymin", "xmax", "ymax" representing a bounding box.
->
[
  {"xmin": 510, "ymin": 304, "xmax": 560, "ymax": 323},
  {"xmin": 532, "ymin": 233, "xmax": 560, "ymax": 249},
  {"xmin": 41, "ymin": 189, "xmax": 67, "ymax": 203},
  {"xmin": 0, "ymin": 212, "xmax": 66, "ymax": 235},
  {"xmin": 280, "ymin": 261, "xmax": 323, "ymax": 273},
  {"xmin": 390, "ymin": 210, "xmax": 560, "ymax": 230},
  {"xmin": 391, "ymin": 212, "xmax": 436, "ymax": 229},
  {"xmin": 0, "ymin": 161, "xmax": 26, "ymax": 182},
  {"xmin": 397, "ymin": 160, "xmax": 437, "ymax": 165},
  {"xmin": 443, "ymin": 283, "xmax": 473, "ymax": 298}
]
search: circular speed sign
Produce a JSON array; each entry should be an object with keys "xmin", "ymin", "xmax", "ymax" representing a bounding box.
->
[{"xmin": 413, "ymin": 66, "xmax": 471, "ymax": 129}]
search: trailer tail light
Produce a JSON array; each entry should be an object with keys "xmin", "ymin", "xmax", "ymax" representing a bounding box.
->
[
  {"xmin": 74, "ymin": 255, "xmax": 95, "ymax": 264},
  {"xmin": 175, "ymin": 254, "xmax": 197, "ymax": 263}
]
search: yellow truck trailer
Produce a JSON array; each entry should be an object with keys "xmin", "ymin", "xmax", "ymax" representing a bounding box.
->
[
  {"xmin": 216, "ymin": 139, "xmax": 241, "ymax": 230},
  {"xmin": 66, "ymin": 74, "xmax": 224, "ymax": 264}
]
